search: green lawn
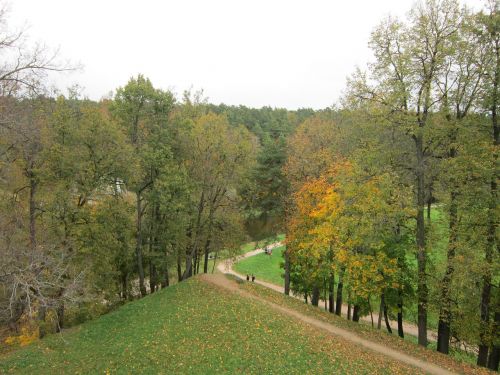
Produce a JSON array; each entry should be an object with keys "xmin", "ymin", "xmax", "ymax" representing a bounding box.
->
[
  {"xmin": 233, "ymin": 245, "xmax": 285, "ymax": 285},
  {"xmin": 0, "ymin": 277, "xmax": 419, "ymax": 374}
]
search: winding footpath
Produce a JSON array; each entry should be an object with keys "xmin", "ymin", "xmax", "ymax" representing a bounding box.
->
[
  {"xmin": 217, "ymin": 242, "xmax": 437, "ymax": 342},
  {"xmin": 202, "ymin": 272, "xmax": 455, "ymax": 375},
  {"xmin": 210, "ymin": 243, "xmax": 455, "ymax": 375}
]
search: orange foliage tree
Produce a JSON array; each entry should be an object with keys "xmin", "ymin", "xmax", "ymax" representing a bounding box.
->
[{"xmin": 286, "ymin": 160, "xmax": 412, "ymax": 330}]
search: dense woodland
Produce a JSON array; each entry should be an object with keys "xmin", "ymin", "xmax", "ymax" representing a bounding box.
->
[{"xmin": 0, "ymin": 0, "xmax": 498, "ymax": 371}]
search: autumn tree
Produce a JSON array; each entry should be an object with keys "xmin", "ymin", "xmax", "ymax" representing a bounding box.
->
[{"xmin": 180, "ymin": 112, "xmax": 256, "ymax": 279}]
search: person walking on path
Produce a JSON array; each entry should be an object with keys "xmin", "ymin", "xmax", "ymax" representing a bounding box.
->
[
  {"xmin": 246, "ymin": 274, "xmax": 249, "ymax": 281},
  {"xmin": 251, "ymin": 274, "xmax": 255, "ymax": 282}
]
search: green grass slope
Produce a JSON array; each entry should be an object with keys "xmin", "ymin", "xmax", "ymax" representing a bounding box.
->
[{"xmin": 1, "ymin": 277, "xmax": 422, "ymax": 374}]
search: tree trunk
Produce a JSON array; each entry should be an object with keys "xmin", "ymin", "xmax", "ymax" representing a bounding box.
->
[
  {"xmin": 335, "ymin": 271, "xmax": 344, "ymax": 316},
  {"xmin": 437, "ymin": 190, "xmax": 457, "ymax": 354},
  {"xmin": 121, "ymin": 273, "xmax": 128, "ymax": 300},
  {"xmin": 197, "ymin": 248, "xmax": 201, "ymax": 274},
  {"xmin": 347, "ymin": 291, "xmax": 352, "ymax": 320},
  {"xmin": 311, "ymin": 286, "xmax": 320, "ymax": 307},
  {"xmin": 38, "ymin": 305, "xmax": 46, "ymax": 339},
  {"xmin": 136, "ymin": 192, "xmax": 146, "ymax": 297},
  {"xmin": 478, "ymin": 275, "xmax": 492, "ymax": 367},
  {"xmin": 488, "ymin": 310, "xmax": 500, "ymax": 371},
  {"xmin": 161, "ymin": 255, "xmax": 169, "ymax": 288},
  {"xmin": 211, "ymin": 251, "xmax": 218, "ymax": 274},
  {"xmin": 184, "ymin": 242, "xmax": 194, "ymax": 280},
  {"xmin": 149, "ymin": 261, "xmax": 156, "ymax": 293},
  {"xmin": 398, "ymin": 289, "xmax": 404, "ymax": 338},
  {"xmin": 203, "ymin": 212, "xmax": 214, "ymax": 274},
  {"xmin": 192, "ymin": 247, "xmax": 198, "ymax": 276},
  {"xmin": 426, "ymin": 188, "xmax": 432, "ymax": 220},
  {"xmin": 177, "ymin": 251, "xmax": 182, "ymax": 282},
  {"xmin": 323, "ymin": 279, "xmax": 328, "ymax": 311},
  {"xmin": 284, "ymin": 248, "xmax": 290, "ymax": 295},
  {"xmin": 378, "ymin": 294, "xmax": 384, "ymax": 330},
  {"xmin": 384, "ymin": 301, "xmax": 392, "ymax": 334},
  {"xmin": 162, "ymin": 267, "xmax": 170, "ymax": 288},
  {"xmin": 352, "ymin": 305, "xmax": 360, "ymax": 322},
  {"xmin": 368, "ymin": 298, "xmax": 374, "ymax": 328},
  {"xmin": 328, "ymin": 272, "xmax": 335, "ymax": 314},
  {"xmin": 55, "ymin": 303, "xmax": 64, "ymax": 333},
  {"xmin": 203, "ymin": 237, "xmax": 211, "ymax": 274},
  {"xmin": 437, "ymin": 114, "xmax": 460, "ymax": 355},
  {"xmin": 29, "ymin": 171, "xmax": 37, "ymax": 251},
  {"xmin": 415, "ymin": 131, "xmax": 428, "ymax": 347}
]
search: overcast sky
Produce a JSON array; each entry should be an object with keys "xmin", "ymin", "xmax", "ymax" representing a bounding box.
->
[{"xmin": 10, "ymin": 0, "xmax": 482, "ymax": 109}]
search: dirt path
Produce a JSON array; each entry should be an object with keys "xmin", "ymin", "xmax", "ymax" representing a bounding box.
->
[
  {"xmin": 217, "ymin": 242, "xmax": 437, "ymax": 342},
  {"xmin": 200, "ymin": 273, "xmax": 455, "ymax": 375}
]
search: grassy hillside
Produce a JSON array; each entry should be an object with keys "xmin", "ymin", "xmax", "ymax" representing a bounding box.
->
[{"xmin": 1, "ymin": 276, "xmax": 424, "ymax": 374}]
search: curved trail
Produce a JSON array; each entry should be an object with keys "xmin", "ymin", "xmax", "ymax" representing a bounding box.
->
[
  {"xmin": 200, "ymin": 273, "xmax": 455, "ymax": 375},
  {"xmin": 217, "ymin": 242, "xmax": 437, "ymax": 342}
]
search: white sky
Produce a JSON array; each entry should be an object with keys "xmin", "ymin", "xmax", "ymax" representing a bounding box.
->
[{"xmin": 10, "ymin": 0, "xmax": 482, "ymax": 109}]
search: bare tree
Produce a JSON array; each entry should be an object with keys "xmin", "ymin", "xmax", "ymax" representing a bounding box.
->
[{"xmin": 0, "ymin": 1, "xmax": 73, "ymax": 97}]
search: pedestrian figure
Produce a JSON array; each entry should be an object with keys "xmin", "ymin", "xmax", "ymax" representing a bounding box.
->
[
  {"xmin": 251, "ymin": 274, "xmax": 255, "ymax": 282},
  {"xmin": 246, "ymin": 274, "xmax": 249, "ymax": 281}
]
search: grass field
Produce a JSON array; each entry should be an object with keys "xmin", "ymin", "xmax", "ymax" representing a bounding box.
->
[
  {"xmin": 1, "ymin": 277, "xmax": 421, "ymax": 374},
  {"xmin": 233, "ymin": 245, "xmax": 285, "ymax": 285}
]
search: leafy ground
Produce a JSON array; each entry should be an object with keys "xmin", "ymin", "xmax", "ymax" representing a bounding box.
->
[
  {"xmin": 233, "ymin": 245, "xmax": 285, "ymax": 285},
  {"xmin": 1, "ymin": 277, "xmax": 422, "ymax": 375}
]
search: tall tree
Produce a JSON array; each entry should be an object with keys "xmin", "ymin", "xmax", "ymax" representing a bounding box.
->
[
  {"xmin": 112, "ymin": 75, "xmax": 175, "ymax": 296},
  {"xmin": 435, "ymin": 9, "xmax": 487, "ymax": 355},
  {"xmin": 475, "ymin": 2, "xmax": 500, "ymax": 369},
  {"xmin": 180, "ymin": 112, "xmax": 256, "ymax": 280},
  {"xmin": 346, "ymin": 0, "xmax": 463, "ymax": 346}
]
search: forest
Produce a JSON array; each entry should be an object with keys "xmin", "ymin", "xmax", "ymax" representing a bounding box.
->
[{"xmin": 0, "ymin": 0, "xmax": 498, "ymax": 372}]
